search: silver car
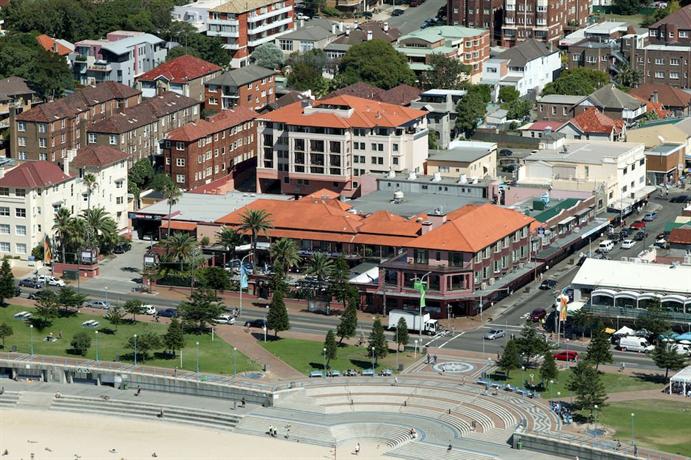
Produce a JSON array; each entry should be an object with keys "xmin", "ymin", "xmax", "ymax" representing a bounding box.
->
[{"xmin": 484, "ymin": 329, "xmax": 506, "ymax": 340}]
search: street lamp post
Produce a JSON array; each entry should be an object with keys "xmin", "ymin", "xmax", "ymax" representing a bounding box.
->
[
  {"xmin": 133, "ymin": 334, "xmax": 138, "ymax": 366},
  {"xmin": 323, "ymin": 347, "xmax": 327, "ymax": 373},
  {"xmin": 414, "ymin": 339, "xmax": 418, "ymax": 359},
  {"xmin": 262, "ymin": 325, "xmax": 267, "ymax": 342},
  {"xmin": 29, "ymin": 324, "xmax": 34, "ymax": 356},
  {"xmin": 233, "ymin": 347, "xmax": 237, "ymax": 378},
  {"xmin": 631, "ymin": 412, "xmax": 635, "ymax": 446},
  {"xmin": 395, "ymin": 325, "xmax": 399, "ymax": 371},
  {"xmin": 195, "ymin": 341, "xmax": 200, "ymax": 376},
  {"xmin": 105, "ymin": 286, "xmax": 109, "ymax": 305},
  {"xmin": 371, "ymin": 346, "xmax": 375, "ymax": 375},
  {"xmin": 95, "ymin": 330, "xmax": 99, "ymax": 362}
]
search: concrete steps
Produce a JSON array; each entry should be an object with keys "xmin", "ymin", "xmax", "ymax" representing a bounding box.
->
[
  {"xmin": 388, "ymin": 441, "xmax": 498, "ymax": 460},
  {"xmin": 235, "ymin": 414, "xmax": 335, "ymax": 447},
  {"xmin": 0, "ymin": 391, "xmax": 20, "ymax": 406},
  {"xmin": 17, "ymin": 391, "xmax": 53, "ymax": 409},
  {"xmin": 330, "ymin": 423, "xmax": 413, "ymax": 448}
]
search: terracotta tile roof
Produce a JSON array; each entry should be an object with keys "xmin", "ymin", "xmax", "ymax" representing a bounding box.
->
[
  {"xmin": 330, "ymin": 22, "xmax": 401, "ymax": 46},
  {"xmin": 668, "ymin": 227, "xmax": 691, "ymax": 245},
  {"xmin": 357, "ymin": 210, "xmax": 421, "ymax": 237},
  {"xmin": 522, "ymin": 120, "xmax": 562, "ymax": 131},
  {"xmin": 301, "ymin": 189, "xmax": 341, "ymax": 200},
  {"xmin": 651, "ymin": 4, "xmax": 691, "ymax": 29},
  {"xmin": 407, "ymin": 204, "xmax": 534, "ymax": 252},
  {"xmin": 565, "ymin": 108, "xmax": 622, "ymax": 135},
  {"xmin": 162, "ymin": 220, "xmax": 198, "ymax": 231},
  {"xmin": 327, "ymin": 82, "xmax": 386, "ymax": 101},
  {"xmin": 36, "ymin": 34, "xmax": 73, "ymax": 56},
  {"xmin": 70, "ymin": 145, "xmax": 129, "ymax": 169},
  {"xmin": 89, "ymin": 91, "xmax": 199, "ymax": 134},
  {"xmin": 165, "ymin": 106, "xmax": 257, "ymax": 142},
  {"xmin": 136, "ymin": 55, "xmax": 221, "ymax": 84},
  {"xmin": 16, "ymin": 81, "xmax": 140, "ymax": 122},
  {"xmin": 629, "ymin": 83, "xmax": 691, "ymax": 109},
  {"xmin": 260, "ymin": 95, "xmax": 426, "ymax": 128},
  {"xmin": 381, "ymin": 84, "xmax": 422, "ymax": 106},
  {"xmin": 0, "ymin": 161, "xmax": 72, "ymax": 189}
]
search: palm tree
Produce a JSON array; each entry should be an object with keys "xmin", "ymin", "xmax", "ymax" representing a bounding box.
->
[
  {"xmin": 217, "ymin": 226, "xmax": 243, "ymax": 257},
  {"xmin": 307, "ymin": 252, "xmax": 334, "ymax": 282},
  {"xmin": 162, "ymin": 182, "xmax": 182, "ymax": 238},
  {"xmin": 52, "ymin": 207, "xmax": 73, "ymax": 263},
  {"xmin": 239, "ymin": 209, "xmax": 272, "ymax": 261},
  {"xmin": 270, "ymin": 238, "xmax": 301, "ymax": 274},
  {"xmin": 160, "ymin": 232, "xmax": 198, "ymax": 272},
  {"xmin": 81, "ymin": 207, "xmax": 117, "ymax": 249},
  {"xmin": 83, "ymin": 173, "xmax": 97, "ymax": 210}
]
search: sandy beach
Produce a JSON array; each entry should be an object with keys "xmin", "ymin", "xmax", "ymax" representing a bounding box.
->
[{"xmin": 0, "ymin": 409, "xmax": 342, "ymax": 460}]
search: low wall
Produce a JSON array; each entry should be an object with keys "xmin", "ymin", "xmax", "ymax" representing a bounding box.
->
[
  {"xmin": 513, "ymin": 431, "xmax": 639, "ymax": 460},
  {"xmin": 0, "ymin": 357, "xmax": 274, "ymax": 407},
  {"xmin": 52, "ymin": 262, "xmax": 99, "ymax": 278}
]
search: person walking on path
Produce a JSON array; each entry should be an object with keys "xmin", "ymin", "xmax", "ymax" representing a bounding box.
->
[{"xmin": 354, "ymin": 442, "xmax": 360, "ymax": 455}]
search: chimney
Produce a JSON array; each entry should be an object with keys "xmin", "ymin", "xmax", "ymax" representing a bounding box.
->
[
  {"xmin": 332, "ymin": 23, "xmax": 337, "ymax": 35},
  {"xmin": 407, "ymin": 171, "xmax": 417, "ymax": 180},
  {"xmin": 383, "ymin": 22, "xmax": 389, "ymax": 32},
  {"xmin": 63, "ymin": 148, "xmax": 77, "ymax": 176},
  {"xmin": 421, "ymin": 221, "xmax": 433, "ymax": 234},
  {"xmin": 432, "ymin": 172, "xmax": 442, "ymax": 182},
  {"xmin": 366, "ymin": 30, "xmax": 373, "ymax": 41},
  {"xmin": 345, "ymin": 26, "xmax": 351, "ymax": 36},
  {"xmin": 427, "ymin": 211, "xmax": 447, "ymax": 229}
]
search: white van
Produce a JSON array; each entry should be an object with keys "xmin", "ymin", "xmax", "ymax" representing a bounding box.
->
[
  {"xmin": 618, "ymin": 336, "xmax": 654, "ymax": 353},
  {"xmin": 598, "ymin": 240, "xmax": 615, "ymax": 253}
]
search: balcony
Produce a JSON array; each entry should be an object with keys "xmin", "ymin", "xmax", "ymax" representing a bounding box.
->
[
  {"xmin": 337, "ymin": 0, "xmax": 363, "ymax": 7},
  {"xmin": 207, "ymin": 28, "xmax": 239, "ymax": 38},
  {"xmin": 586, "ymin": 304, "xmax": 691, "ymax": 324},
  {"xmin": 88, "ymin": 63, "xmax": 112, "ymax": 72},
  {"xmin": 221, "ymin": 43, "xmax": 240, "ymax": 50},
  {"xmin": 248, "ymin": 5, "xmax": 292, "ymax": 23},
  {"xmin": 207, "ymin": 18, "xmax": 239, "ymax": 27},
  {"xmin": 248, "ymin": 16, "xmax": 293, "ymax": 36},
  {"xmin": 380, "ymin": 254, "xmax": 473, "ymax": 274}
]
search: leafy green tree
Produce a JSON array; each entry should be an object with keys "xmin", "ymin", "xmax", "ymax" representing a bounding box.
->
[
  {"xmin": 455, "ymin": 89, "xmax": 487, "ymax": 137},
  {"xmin": 123, "ymin": 299, "xmax": 143, "ymax": 322},
  {"xmin": 34, "ymin": 289, "xmax": 60, "ymax": 324},
  {"xmin": 159, "ymin": 181, "xmax": 182, "ymax": 239},
  {"xmin": 160, "ymin": 232, "xmax": 199, "ymax": 272},
  {"xmin": 163, "ymin": 318, "xmax": 186, "ymax": 357},
  {"xmin": 81, "ymin": 207, "xmax": 118, "ymax": 252},
  {"xmin": 199, "ymin": 266, "xmax": 230, "ymax": 295},
  {"xmin": 267, "ymin": 288, "xmax": 290, "ymax": 337},
  {"xmin": 515, "ymin": 323, "xmax": 549, "ymax": 367},
  {"xmin": 286, "ymin": 49, "xmax": 329, "ymax": 96},
  {"xmin": 57, "ymin": 286, "xmax": 86, "ymax": 313},
  {"xmin": 128, "ymin": 159, "xmax": 155, "ymax": 208},
  {"xmin": 642, "ymin": 0, "xmax": 680, "ymax": 27},
  {"xmin": 178, "ymin": 288, "xmax": 224, "ymax": 332},
  {"xmin": 395, "ymin": 317, "xmax": 409, "ymax": 351},
  {"xmin": 652, "ymin": 343, "xmax": 688, "ymax": 381},
  {"xmin": 270, "ymin": 238, "xmax": 301, "ymax": 274},
  {"xmin": 336, "ymin": 291, "xmax": 358, "ymax": 345},
  {"xmin": 504, "ymin": 98, "xmax": 532, "ymax": 120},
  {"xmin": 420, "ymin": 53, "xmax": 470, "ymax": 90},
  {"xmin": 616, "ymin": 63, "xmax": 642, "ymax": 89},
  {"xmin": 323, "ymin": 329, "xmax": 337, "ymax": 369},
  {"xmin": 571, "ymin": 308, "xmax": 595, "ymax": 338},
  {"xmin": 0, "ymin": 259, "xmax": 15, "ymax": 306},
  {"xmin": 336, "ymin": 40, "xmax": 416, "ymax": 90},
  {"xmin": 52, "ymin": 207, "xmax": 73, "ymax": 263},
  {"xmin": 499, "ymin": 86, "xmax": 520, "ymax": 104},
  {"xmin": 586, "ymin": 329, "xmax": 613, "ymax": 371},
  {"xmin": 0, "ymin": 322, "xmax": 13, "ymax": 348},
  {"xmin": 368, "ymin": 317, "xmax": 388, "ymax": 363},
  {"xmin": 329, "ymin": 256, "xmax": 350, "ymax": 308},
  {"xmin": 127, "ymin": 332, "xmax": 162, "ymax": 362},
  {"xmin": 539, "ymin": 352, "xmax": 558, "ymax": 388},
  {"xmin": 252, "ymin": 42, "xmax": 284, "ymax": 69},
  {"xmin": 613, "ymin": 0, "xmax": 641, "ymax": 15},
  {"xmin": 637, "ymin": 300, "xmax": 670, "ymax": 340},
  {"xmin": 567, "ymin": 361, "xmax": 608, "ymax": 421},
  {"xmin": 70, "ymin": 331, "xmax": 92, "ymax": 356},
  {"xmin": 428, "ymin": 130, "xmax": 440, "ymax": 149},
  {"xmin": 542, "ymin": 68, "xmax": 610, "ymax": 96},
  {"xmin": 497, "ymin": 339, "xmax": 521, "ymax": 377},
  {"xmin": 161, "ymin": 22, "xmax": 228, "ymax": 66},
  {"xmin": 105, "ymin": 305, "xmax": 126, "ymax": 330}
]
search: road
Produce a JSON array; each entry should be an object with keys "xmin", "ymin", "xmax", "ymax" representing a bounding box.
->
[{"xmin": 386, "ymin": 0, "xmax": 446, "ymax": 35}]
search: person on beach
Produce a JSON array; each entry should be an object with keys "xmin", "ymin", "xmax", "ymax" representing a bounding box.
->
[{"xmin": 354, "ymin": 442, "xmax": 360, "ymax": 455}]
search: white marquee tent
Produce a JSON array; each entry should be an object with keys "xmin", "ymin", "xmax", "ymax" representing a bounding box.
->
[{"xmin": 669, "ymin": 365, "xmax": 691, "ymax": 396}]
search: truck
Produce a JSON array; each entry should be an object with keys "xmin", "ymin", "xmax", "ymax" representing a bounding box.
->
[{"xmin": 388, "ymin": 309, "xmax": 438, "ymax": 335}]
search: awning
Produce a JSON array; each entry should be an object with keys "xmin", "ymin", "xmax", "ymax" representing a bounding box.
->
[
  {"xmin": 558, "ymin": 216, "xmax": 576, "ymax": 226},
  {"xmin": 580, "ymin": 219, "xmax": 610, "ymax": 239},
  {"xmin": 162, "ymin": 220, "xmax": 197, "ymax": 231},
  {"xmin": 575, "ymin": 207, "xmax": 593, "ymax": 217},
  {"xmin": 632, "ymin": 185, "xmax": 658, "ymax": 200},
  {"xmin": 604, "ymin": 328, "xmax": 616, "ymax": 334},
  {"xmin": 608, "ymin": 197, "xmax": 635, "ymax": 211}
]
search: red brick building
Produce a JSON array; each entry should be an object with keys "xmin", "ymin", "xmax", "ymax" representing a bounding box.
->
[
  {"xmin": 501, "ymin": 0, "xmax": 590, "ymax": 47},
  {"xmin": 204, "ymin": 65, "xmax": 277, "ymax": 112},
  {"xmin": 161, "ymin": 107, "xmax": 258, "ymax": 190}
]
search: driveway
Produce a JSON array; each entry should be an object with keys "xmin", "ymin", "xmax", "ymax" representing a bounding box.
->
[{"xmin": 81, "ymin": 240, "xmax": 151, "ymax": 296}]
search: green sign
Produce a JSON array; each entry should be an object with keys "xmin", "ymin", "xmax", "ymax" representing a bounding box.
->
[{"xmin": 413, "ymin": 280, "xmax": 427, "ymax": 308}]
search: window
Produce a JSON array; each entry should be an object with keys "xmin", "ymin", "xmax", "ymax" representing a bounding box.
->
[
  {"xmin": 116, "ymin": 196, "xmax": 124, "ymax": 205},
  {"xmin": 15, "ymin": 189, "xmax": 25, "ymax": 197},
  {"xmin": 0, "ymin": 224, "xmax": 9, "ymax": 234},
  {"xmin": 670, "ymin": 72, "xmax": 679, "ymax": 79},
  {"xmin": 176, "ymin": 174, "xmax": 185, "ymax": 183},
  {"xmin": 655, "ymin": 71, "xmax": 664, "ymax": 79},
  {"xmin": 176, "ymin": 158, "xmax": 185, "ymax": 167},
  {"xmin": 680, "ymin": 31, "xmax": 689, "ymax": 38},
  {"xmin": 88, "ymin": 133, "xmax": 96, "ymax": 144},
  {"xmin": 0, "ymin": 188, "xmax": 8, "ymax": 196},
  {"xmin": 671, "ymin": 58, "xmax": 680, "ymax": 66},
  {"xmin": 449, "ymin": 252, "xmax": 463, "ymax": 267},
  {"xmin": 0, "ymin": 242, "xmax": 9, "ymax": 252},
  {"xmin": 38, "ymin": 123, "xmax": 47, "ymax": 134},
  {"xmin": 109, "ymin": 135, "xmax": 117, "ymax": 145},
  {"xmin": 414, "ymin": 249, "xmax": 428, "ymax": 264},
  {"xmin": 16, "ymin": 243, "xmax": 26, "ymax": 254},
  {"xmin": 15, "ymin": 225, "xmax": 26, "ymax": 236},
  {"xmin": 0, "ymin": 207, "xmax": 8, "ymax": 216},
  {"xmin": 17, "ymin": 122, "xmax": 25, "ymax": 132},
  {"xmin": 17, "ymin": 137, "xmax": 26, "ymax": 147},
  {"xmin": 655, "ymin": 58, "xmax": 664, "ymax": 65},
  {"xmin": 15, "ymin": 208, "xmax": 26, "ymax": 218},
  {"xmin": 176, "ymin": 142, "xmax": 185, "ymax": 150}
]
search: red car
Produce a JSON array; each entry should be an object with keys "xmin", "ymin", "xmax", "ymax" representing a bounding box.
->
[
  {"xmin": 553, "ymin": 350, "xmax": 579, "ymax": 361},
  {"xmin": 629, "ymin": 220, "xmax": 646, "ymax": 229}
]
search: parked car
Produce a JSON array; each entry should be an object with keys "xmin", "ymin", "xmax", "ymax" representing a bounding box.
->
[
  {"xmin": 634, "ymin": 231, "xmax": 648, "ymax": 241},
  {"xmin": 391, "ymin": 8, "xmax": 404, "ymax": 15},
  {"xmin": 618, "ymin": 336, "xmax": 654, "ymax": 353},
  {"xmin": 530, "ymin": 308, "xmax": 547, "ymax": 322},
  {"xmin": 86, "ymin": 300, "xmax": 111, "ymax": 310},
  {"xmin": 13, "ymin": 287, "xmax": 21, "ymax": 297},
  {"xmin": 13, "ymin": 311, "xmax": 32, "ymax": 320},
  {"xmin": 484, "ymin": 329, "xmax": 506, "ymax": 340},
  {"xmin": 214, "ymin": 314, "xmax": 236, "ymax": 325},
  {"xmin": 598, "ymin": 240, "xmax": 615, "ymax": 253},
  {"xmin": 328, "ymin": 369, "xmax": 342, "ymax": 377},
  {"xmin": 629, "ymin": 220, "xmax": 646, "ymax": 229},
  {"xmin": 45, "ymin": 276, "xmax": 65, "ymax": 287},
  {"xmin": 244, "ymin": 318, "xmax": 267, "ymax": 328},
  {"xmin": 379, "ymin": 368, "xmax": 393, "ymax": 376},
  {"xmin": 553, "ymin": 350, "xmax": 579, "ymax": 361},
  {"xmin": 18, "ymin": 278, "xmax": 44, "ymax": 289},
  {"xmin": 654, "ymin": 238, "xmax": 669, "ymax": 249},
  {"xmin": 360, "ymin": 368, "xmax": 375, "ymax": 377},
  {"xmin": 158, "ymin": 308, "xmax": 178, "ymax": 318},
  {"xmin": 670, "ymin": 194, "xmax": 688, "ymax": 203},
  {"xmin": 308, "ymin": 370, "xmax": 324, "ymax": 378},
  {"xmin": 499, "ymin": 149, "xmax": 513, "ymax": 157},
  {"xmin": 643, "ymin": 212, "xmax": 657, "ymax": 221},
  {"xmin": 539, "ymin": 279, "xmax": 557, "ymax": 290},
  {"xmin": 140, "ymin": 305, "xmax": 158, "ymax": 315},
  {"xmin": 621, "ymin": 239, "xmax": 636, "ymax": 249}
]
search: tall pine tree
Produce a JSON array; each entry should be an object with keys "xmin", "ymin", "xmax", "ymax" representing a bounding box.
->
[
  {"xmin": 652, "ymin": 343, "xmax": 688, "ymax": 381},
  {"xmin": 336, "ymin": 288, "xmax": 358, "ymax": 344},
  {"xmin": 585, "ymin": 329, "xmax": 613, "ymax": 371},
  {"xmin": 540, "ymin": 352, "xmax": 558, "ymax": 388},
  {"xmin": 567, "ymin": 361, "xmax": 608, "ymax": 421},
  {"xmin": 0, "ymin": 259, "xmax": 15, "ymax": 306},
  {"xmin": 267, "ymin": 289, "xmax": 290, "ymax": 338},
  {"xmin": 324, "ymin": 330, "xmax": 337, "ymax": 369},
  {"xmin": 368, "ymin": 317, "xmax": 388, "ymax": 363},
  {"xmin": 163, "ymin": 318, "xmax": 185, "ymax": 357},
  {"xmin": 396, "ymin": 317, "xmax": 410, "ymax": 352},
  {"xmin": 497, "ymin": 339, "xmax": 521, "ymax": 377}
]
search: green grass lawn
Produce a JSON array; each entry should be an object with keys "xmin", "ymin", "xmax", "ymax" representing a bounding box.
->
[
  {"xmin": 597, "ymin": 13, "xmax": 646, "ymax": 26},
  {"xmin": 261, "ymin": 337, "xmax": 417, "ymax": 375},
  {"xmin": 496, "ymin": 367, "xmax": 660, "ymax": 399},
  {"xmin": 598, "ymin": 399, "xmax": 691, "ymax": 457},
  {"xmin": 0, "ymin": 304, "xmax": 259, "ymax": 375}
]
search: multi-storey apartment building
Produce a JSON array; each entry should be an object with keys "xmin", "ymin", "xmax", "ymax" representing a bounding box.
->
[
  {"xmin": 11, "ymin": 82, "xmax": 141, "ymax": 165},
  {"xmin": 395, "ymin": 25, "xmax": 490, "ymax": 80},
  {"xmin": 447, "ymin": 0, "xmax": 504, "ymax": 44},
  {"xmin": 161, "ymin": 107, "xmax": 258, "ymax": 190},
  {"xmin": 204, "ymin": 65, "xmax": 277, "ymax": 112},
  {"xmin": 70, "ymin": 31, "xmax": 167, "ymax": 86},
  {"xmin": 87, "ymin": 92, "xmax": 201, "ymax": 166},
  {"xmin": 501, "ymin": 0, "xmax": 590, "ymax": 47},
  {"xmin": 255, "ymin": 95, "xmax": 428, "ymax": 196},
  {"xmin": 0, "ymin": 150, "xmax": 128, "ymax": 260},
  {"xmin": 135, "ymin": 55, "xmax": 222, "ymax": 102},
  {"xmin": 0, "ymin": 77, "xmax": 34, "ymax": 128},
  {"xmin": 206, "ymin": 0, "xmax": 295, "ymax": 68}
]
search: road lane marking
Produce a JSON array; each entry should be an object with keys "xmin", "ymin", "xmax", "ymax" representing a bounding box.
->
[{"xmin": 438, "ymin": 331, "xmax": 465, "ymax": 348}]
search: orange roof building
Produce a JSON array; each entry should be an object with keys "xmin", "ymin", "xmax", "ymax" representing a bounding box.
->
[
  {"xmin": 255, "ymin": 95, "xmax": 429, "ymax": 198},
  {"xmin": 36, "ymin": 34, "xmax": 74, "ymax": 57},
  {"xmin": 135, "ymin": 55, "xmax": 222, "ymax": 103},
  {"xmin": 557, "ymin": 108, "xmax": 625, "ymax": 141}
]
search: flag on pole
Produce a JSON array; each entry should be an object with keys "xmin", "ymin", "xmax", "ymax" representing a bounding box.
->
[
  {"xmin": 559, "ymin": 290, "xmax": 569, "ymax": 322},
  {"xmin": 413, "ymin": 280, "xmax": 427, "ymax": 308},
  {"xmin": 43, "ymin": 234, "xmax": 52, "ymax": 264},
  {"xmin": 240, "ymin": 264, "xmax": 249, "ymax": 289}
]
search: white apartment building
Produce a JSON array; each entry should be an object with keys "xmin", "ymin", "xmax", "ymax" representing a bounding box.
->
[
  {"xmin": 0, "ymin": 147, "xmax": 129, "ymax": 260},
  {"xmin": 256, "ymin": 95, "xmax": 429, "ymax": 197},
  {"xmin": 517, "ymin": 140, "xmax": 656, "ymax": 213}
]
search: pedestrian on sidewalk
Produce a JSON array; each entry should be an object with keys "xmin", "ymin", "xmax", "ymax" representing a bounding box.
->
[{"xmin": 354, "ymin": 442, "xmax": 360, "ymax": 455}]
